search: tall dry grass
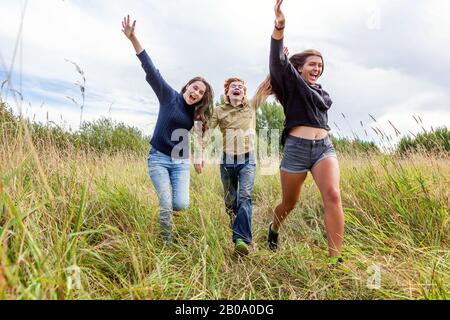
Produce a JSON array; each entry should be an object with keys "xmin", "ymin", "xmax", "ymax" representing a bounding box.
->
[{"xmin": 0, "ymin": 117, "xmax": 448, "ymax": 300}]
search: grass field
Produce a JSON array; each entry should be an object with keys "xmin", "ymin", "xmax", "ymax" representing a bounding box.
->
[{"xmin": 0, "ymin": 119, "xmax": 448, "ymax": 300}]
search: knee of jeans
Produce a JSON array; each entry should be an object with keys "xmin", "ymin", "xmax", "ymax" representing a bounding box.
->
[
  {"xmin": 239, "ymin": 184, "xmax": 254, "ymax": 199},
  {"xmin": 239, "ymin": 191, "xmax": 253, "ymax": 203},
  {"xmin": 173, "ymin": 199, "xmax": 189, "ymax": 211}
]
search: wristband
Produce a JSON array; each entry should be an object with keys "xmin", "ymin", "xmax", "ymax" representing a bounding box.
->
[{"xmin": 274, "ymin": 22, "xmax": 285, "ymax": 30}]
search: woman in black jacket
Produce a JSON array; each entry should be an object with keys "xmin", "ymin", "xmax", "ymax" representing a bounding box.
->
[{"xmin": 254, "ymin": 0, "xmax": 345, "ymax": 264}]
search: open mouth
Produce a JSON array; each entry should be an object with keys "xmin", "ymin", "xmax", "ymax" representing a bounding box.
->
[{"xmin": 232, "ymin": 90, "xmax": 241, "ymax": 96}]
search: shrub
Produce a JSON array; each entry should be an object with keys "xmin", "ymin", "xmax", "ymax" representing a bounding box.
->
[
  {"xmin": 397, "ymin": 127, "xmax": 450, "ymax": 155},
  {"xmin": 1, "ymin": 102, "xmax": 149, "ymax": 155},
  {"xmin": 76, "ymin": 117, "xmax": 149, "ymax": 155},
  {"xmin": 0, "ymin": 101, "xmax": 19, "ymax": 137},
  {"xmin": 331, "ymin": 136, "xmax": 380, "ymax": 155}
]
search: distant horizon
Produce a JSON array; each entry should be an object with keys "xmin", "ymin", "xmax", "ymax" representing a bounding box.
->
[{"xmin": 5, "ymin": 96, "xmax": 446, "ymax": 158}]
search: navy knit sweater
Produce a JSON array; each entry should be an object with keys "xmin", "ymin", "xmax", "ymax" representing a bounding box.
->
[
  {"xmin": 137, "ymin": 50, "xmax": 195, "ymax": 159},
  {"xmin": 270, "ymin": 37, "xmax": 333, "ymax": 145}
]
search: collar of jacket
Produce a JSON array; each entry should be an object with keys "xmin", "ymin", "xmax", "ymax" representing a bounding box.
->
[{"xmin": 223, "ymin": 100, "xmax": 249, "ymax": 109}]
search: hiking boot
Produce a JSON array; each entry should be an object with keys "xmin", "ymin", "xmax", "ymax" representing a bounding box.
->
[
  {"xmin": 267, "ymin": 223, "xmax": 279, "ymax": 251},
  {"xmin": 235, "ymin": 239, "xmax": 249, "ymax": 256}
]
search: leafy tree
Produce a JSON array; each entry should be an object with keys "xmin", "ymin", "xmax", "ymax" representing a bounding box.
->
[{"xmin": 256, "ymin": 101, "xmax": 285, "ymax": 133}]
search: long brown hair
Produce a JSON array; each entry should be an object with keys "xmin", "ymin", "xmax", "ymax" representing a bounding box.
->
[
  {"xmin": 252, "ymin": 49, "xmax": 324, "ymax": 108},
  {"xmin": 181, "ymin": 77, "xmax": 214, "ymax": 133}
]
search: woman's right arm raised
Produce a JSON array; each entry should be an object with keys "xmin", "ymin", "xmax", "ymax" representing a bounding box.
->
[
  {"xmin": 122, "ymin": 15, "xmax": 143, "ymax": 54},
  {"xmin": 122, "ymin": 15, "xmax": 175, "ymax": 104},
  {"xmin": 270, "ymin": 0, "xmax": 289, "ymax": 73},
  {"xmin": 272, "ymin": 0, "xmax": 285, "ymax": 40}
]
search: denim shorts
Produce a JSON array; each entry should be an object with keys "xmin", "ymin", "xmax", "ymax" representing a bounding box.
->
[{"xmin": 280, "ymin": 135, "xmax": 337, "ymax": 174}]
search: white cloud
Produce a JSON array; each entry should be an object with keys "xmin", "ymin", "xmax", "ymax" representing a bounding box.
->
[{"xmin": 0, "ymin": 0, "xmax": 448, "ymax": 140}]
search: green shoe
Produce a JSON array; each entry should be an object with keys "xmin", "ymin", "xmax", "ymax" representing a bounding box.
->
[
  {"xmin": 328, "ymin": 256, "xmax": 344, "ymax": 266},
  {"xmin": 235, "ymin": 239, "xmax": 249, "ymax": 256}
]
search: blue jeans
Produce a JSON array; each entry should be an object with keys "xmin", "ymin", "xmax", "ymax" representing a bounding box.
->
[
  {"xmin": 148, "ymin": 148, "xmax": 190, "ymax": 242},
  {"xmin": 220, "ymin": 153, "xmax": 256, "ymax": 245}
]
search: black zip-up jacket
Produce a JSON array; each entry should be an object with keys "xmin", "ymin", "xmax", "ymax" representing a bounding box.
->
[{"xmin": 270, "ymin": 37, "xmax": 333, "ymax": 145}]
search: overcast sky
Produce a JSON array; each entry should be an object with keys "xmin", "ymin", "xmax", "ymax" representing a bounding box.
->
[{"xmin": 0, "ymin": 0, "xmax": 449, "ymax": 148}]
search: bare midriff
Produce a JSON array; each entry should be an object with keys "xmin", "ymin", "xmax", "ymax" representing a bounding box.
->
[{"xmin": 289, "ymin": 126, "xmax": 328, "ymax": 140}]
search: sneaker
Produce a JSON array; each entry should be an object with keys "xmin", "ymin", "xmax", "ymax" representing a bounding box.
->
[
  {"xmin": 235, "ymin": 239, "xmax": 249, "ymax": 256},
  {"xmin": 267, "ymin": 223, "xmax": 279, "ymax": 251}
]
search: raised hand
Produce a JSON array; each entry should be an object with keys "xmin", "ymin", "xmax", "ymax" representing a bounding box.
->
[
  {"xmin": 274, "ymin": 0, "xmax": 285, "ymax": 29},
  {"xmin": 122, "ymin": 15, "xmax": 136, "ymax": 40}
]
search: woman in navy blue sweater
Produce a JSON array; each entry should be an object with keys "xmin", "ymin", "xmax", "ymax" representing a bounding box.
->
[
  {"xmin": 122, "ymin": 15, "xmax": 214, "ymax": 243},
  {"xmin": 254, "ymin": 0, "xmax": 345, "ymax": 264}
]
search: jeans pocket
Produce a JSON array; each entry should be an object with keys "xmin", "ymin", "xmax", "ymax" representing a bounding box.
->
[{"xmin": 285, "ymin": 137, "xmax": 297, "ymax": 147}]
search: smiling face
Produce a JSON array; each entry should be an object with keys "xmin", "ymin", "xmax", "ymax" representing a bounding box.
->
[
  {"xmin": 298, "ymin": 55, "xmax": 323, "ymax": 85},
  {"xmin": 224, "ymin": 78, "xmax": 247, "ymax": 105},
  {"xmin": 183, "ymin": 81, "xmax": 206, "ymax": 105},
  {"xmin": 226, "ymin": 81, "xmax": 246, "ymax": 103}
]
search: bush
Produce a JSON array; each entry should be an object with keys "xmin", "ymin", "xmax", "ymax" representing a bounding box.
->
[
  {"xmin": 29, "ymin": 122, "xmax": 76, "ymax": 151},
  {"xmin": 331, "ymin": 136, "xmax": 380, "ymax": 155},
  {"xmin": 0, "ymin": 101, "xmax": 16, "ymax": 123},
  {"xmin": 76, "ymin": 118, "xmax": 149, "ymax": 155},
  {"xmin": 1, "ymin": 102, "xmax": 149, "ymax": 155},
  {"xmin": 397, "ymin": 127, "xmax": 450, "ymax": 155},
  {"xmin": 0, "ymin": 101, "xmax": 19, "ymax": 138}
]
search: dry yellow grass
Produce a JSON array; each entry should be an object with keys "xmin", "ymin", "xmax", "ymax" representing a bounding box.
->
[{"xmin": 0, "ymin": 127, "xmax": 448, "ymax": 299}]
